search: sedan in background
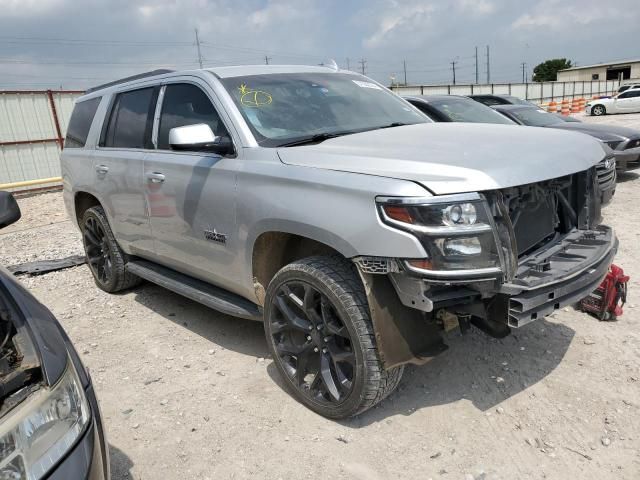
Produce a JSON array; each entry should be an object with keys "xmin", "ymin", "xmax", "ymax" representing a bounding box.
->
[
  {"xmin": 494, "ymin": 104, "xmax": 640, "ymax": 172},
  {"xmin": 468, "ymin": 94, "xmax": 538, "ymax": 107},
  {"xmin": 586, "ymin": 89, "xmax": 640, "ymax": 116},
  {"xmin": 0, "ymin": 192, "xmax": 109, "ymax": 480},
  {"xmin": 404, "ymin": 95, "xmax": 516, "ymax": 124}
]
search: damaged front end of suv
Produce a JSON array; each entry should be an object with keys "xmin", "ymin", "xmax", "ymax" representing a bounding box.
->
[{"xmin": 358, "ymin": 166, "xmax": 616, "ymax": 369}]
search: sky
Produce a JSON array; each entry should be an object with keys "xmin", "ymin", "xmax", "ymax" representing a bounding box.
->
[{"xmin": 0, "ymin": 0, "xmax": 638, "ymax": 90}]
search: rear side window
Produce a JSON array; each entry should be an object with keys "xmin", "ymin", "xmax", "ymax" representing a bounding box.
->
[
  {"xmin": 65, "ymin": 97, "xmax": 101, "ymax": 148},
  {"xmin": 103, "ymin": 87, "xmax": 156, "ymax": 148},
  {"xmin": 157, "ymin": 83, "xmax": 228, "ymax": 150}
]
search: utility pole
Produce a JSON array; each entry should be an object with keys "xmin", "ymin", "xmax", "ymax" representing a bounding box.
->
[
  {"xmin": 486, "ymin": 45, "xmax": 491, "ymax": 83},
  {"xmin": 475, "ymin": 46, "xmax": 479, "ymax": 84},
  {"xmin": 403, "ymin": 60, "xmax": 407, "ymax": 85},
  {"xmin": 521, "ymin": 62, "xmax": 527, "ymax": 83},
  {"xmin": 359, "ymin": 58, "xmax": 367, "ymax": 75},
  {"xmin": 194, "ymin": 28, "xmax": 203, "ymax": 69},
  {"xmin": 264, "ymin": 55, "xmax": 272, "ymax": 65},
  {"xmin": 451, "ymin": 60, "xmax": 457, "ymax": 85}
]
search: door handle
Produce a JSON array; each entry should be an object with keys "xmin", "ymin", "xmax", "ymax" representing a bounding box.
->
[
  {"xmin": 146, "ymin": 172, "xmax": 165, "ymax": 183},
  {"xmin": 95, "ymin": 165, "xmax": 109, "ymax": 174}
]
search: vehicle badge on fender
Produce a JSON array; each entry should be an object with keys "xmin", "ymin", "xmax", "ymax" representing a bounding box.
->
[{"xmin": 204, "ymin": 227, "xmax": 227, "ymax": 245}]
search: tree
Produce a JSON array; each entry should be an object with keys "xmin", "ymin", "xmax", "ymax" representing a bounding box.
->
[{"xmin": 532, "ymin": 58, "xmax": 573, "ymax": 82}]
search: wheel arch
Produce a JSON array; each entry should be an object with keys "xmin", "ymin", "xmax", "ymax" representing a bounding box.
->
[
  {"xmin": 74, "ymin": 191, "xmax": 102, "ymax": 226},
  {"xmin": 250, "ymin": 223, "xmax": 355, "ymax": 306}
]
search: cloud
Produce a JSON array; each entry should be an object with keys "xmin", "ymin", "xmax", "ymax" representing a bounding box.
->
[
  {"xmin": 456, "ymin": 0, "xmax": 495, "ymax": 16},
  {"xmin": 362, "ymin": 1, "xmax": 436, "ymax": 48},
  {"xmin": 0, "ymin": 0, "xmax": 64, "ymax": 16},
  {"xmin": 512, "ymin": 0, "xmax": 634, "ymax": 30}
]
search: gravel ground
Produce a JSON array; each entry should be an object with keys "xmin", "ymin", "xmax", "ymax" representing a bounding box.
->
[{"xmin": 1, "ymin": 112, "xmax": 639, "ymax": 480}]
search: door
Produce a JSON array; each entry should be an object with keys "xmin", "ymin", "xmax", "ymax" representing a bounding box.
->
[
  {"xmin": 142, "ymin": 82, "xmax": 239, "ymax": 290},
  {"xmin": 615, "ymin": 90, "xmax": 640, "ymax": 112},
  {"xmin": 93, "ymin": 86, "xmax": 158, "ymax": 256}
]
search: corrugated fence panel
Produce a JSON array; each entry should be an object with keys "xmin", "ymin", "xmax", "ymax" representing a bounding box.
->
[
  {"xmin": 0, "ymin": 142, "xmax": 61, "ymax": 181},
  {"xmin": 0, "ymin": 90, "xmax": 83, "ymax": 190},
  {"xmin": 53, "ymin": 92, "xmax": 81, "ymax": 136},
  {"xmin": 0, "ymin": 92, "xmax": 57, "ymax": 142}
]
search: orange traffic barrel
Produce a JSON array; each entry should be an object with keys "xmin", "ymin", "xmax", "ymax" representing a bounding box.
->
[
  {"xmin": 560, "ymin": 100, "xmax": 570, "ymax": 116},
  {"xmin": 547, "ymin": 101, "xmax": 557, "ymax": 113}
]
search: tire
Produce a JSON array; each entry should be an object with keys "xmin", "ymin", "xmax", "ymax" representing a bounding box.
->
[
  {"xmin": 592, "ymin": 104, "xmax": 606, "ymax": 116},
  {"xmin": 81, "ymin": 206, "xmax": 141, "ymax": 293},
  {"xmin": 264, "ymin": 255, "xmax": 403, "ymax": 419}
]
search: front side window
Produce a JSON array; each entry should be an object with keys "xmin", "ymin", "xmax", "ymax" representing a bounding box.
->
[
  {"xmin": 157, "ymin": 83, "xmax": 229, "ymax": 150},
  {"xmin": 220, "ymin": 72, "xmax": 428, "ymax": 147},
  {"xmin": 619, "ymin": 90, "xmax": 640, "ymax": 99},
  {"xmin": 65, "ymin": 97, "xmax": 101, "ymax": 148},
  {"xmin": 103, "ymin": 87, "xmax": 156, "ymax": 148}
]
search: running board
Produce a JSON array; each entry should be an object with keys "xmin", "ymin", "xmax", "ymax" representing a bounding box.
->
[{"xmin": 126, "ymin": 260, "xmax": 263, "ymax": 321}]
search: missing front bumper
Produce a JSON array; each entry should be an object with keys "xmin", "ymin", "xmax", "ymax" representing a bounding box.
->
[{"xmin": 499, "ymin": 226, "xmax": 617, "ymax": 327}]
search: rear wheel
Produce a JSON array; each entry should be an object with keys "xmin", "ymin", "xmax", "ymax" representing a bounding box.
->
[
  {"xmin": 81, "ymin": 206, "xmax": 141, "ymax": 293},
  {"xmin": 592, "ymin": 104, "xmax": 606, "ymax": 116},
  {"xmin": 264, "ymin": 256, "xmax": 403, "ymax": 419}
]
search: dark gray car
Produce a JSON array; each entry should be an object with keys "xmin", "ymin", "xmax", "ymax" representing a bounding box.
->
[
  {"xmin": 0, "ymin": 192, "xmax": 108, "ymax": 480},
  {"xmin": 494, "ymin": 104, "xmax": 640, "ymax": 171}
]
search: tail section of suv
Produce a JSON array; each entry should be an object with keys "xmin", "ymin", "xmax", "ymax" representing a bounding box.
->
[{"xmin": 61, "ymin": 66, "xmax": 617, "ymax": 418}]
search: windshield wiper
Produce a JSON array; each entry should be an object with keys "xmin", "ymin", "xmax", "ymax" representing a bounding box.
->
[
  {"xmin": 277, "ymin": 131, "xmax": 356, "ymax": 147},
  {"xmin": 376, "ymin": 122, "xmax": 409, "ymax": 129}
]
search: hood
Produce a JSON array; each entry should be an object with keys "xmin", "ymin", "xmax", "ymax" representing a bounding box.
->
[
  {"xmin": 549, "ymin": 122, "xmax": 639, "ymax": 141},
  {"xmin": 277, "ymin": 123, "xmax": 605, "ymax": 195}
]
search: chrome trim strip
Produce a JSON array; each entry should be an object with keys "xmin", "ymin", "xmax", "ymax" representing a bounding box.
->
[
  {"xmin": 403, "ymin": 261, "xmax": 502, "ymax": 279},
  {"xmin": 151, "ymin": 85, "xmax": 166, "ymax": 149},
  {"xmin": 376, "ymin": 192, "xmax": 482, "ymax": 205}
]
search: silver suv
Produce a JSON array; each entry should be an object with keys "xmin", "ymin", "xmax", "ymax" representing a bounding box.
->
[{"xmin": 62, "ymin": 65, "xmax": 617, "ymax": 418}]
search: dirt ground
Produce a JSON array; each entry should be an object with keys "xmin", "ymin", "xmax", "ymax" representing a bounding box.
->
[{"xmin": 1, "ymin": 112, "xmax": 639, "ymax": 480}]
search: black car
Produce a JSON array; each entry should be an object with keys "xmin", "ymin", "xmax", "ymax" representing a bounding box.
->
[
  {"xmin": 493, "ymin": 104, "xmax": 640, "ymax": 172},
  {"xmin": 0, "ymin": 192, "xmax": 108, "ymax": 480},
  {"xmin": 468, "ymin": 94, "xmax": 538, "ymax": 107},
  {"xmin": 404, "ymin": 95, "xmax": 616, "ymax": 206}
]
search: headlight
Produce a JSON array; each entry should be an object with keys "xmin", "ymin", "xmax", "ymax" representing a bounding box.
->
[
  {"xmin": 378, "ymin": 193, "xmax": 502, "ymax": 277},
  {"xmin": 0, "ymin": 362, "xmax": 90, "ymax": 480}
]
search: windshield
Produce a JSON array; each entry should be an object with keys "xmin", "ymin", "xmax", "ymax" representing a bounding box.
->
[
  {"xmin": 220, "ymin": 72, "xmax": 428, "ymax": 147},
  {"xmin": 429, "ymin": 97, "xmax": 514, "ymax": 124},
  {"xmin": 508, "ymin": 108, "xmax": 564, "ymax": 127}
]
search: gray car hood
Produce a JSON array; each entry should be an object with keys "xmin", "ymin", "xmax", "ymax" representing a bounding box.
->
[{"xmin": 277, "ymin": 123, "xmax": 605, "ymax": 195}]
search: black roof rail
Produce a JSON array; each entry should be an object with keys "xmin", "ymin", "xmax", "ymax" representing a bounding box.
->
[{"xmin": 85, "ymin": 69, "xmax": 174, "ymax": 94}]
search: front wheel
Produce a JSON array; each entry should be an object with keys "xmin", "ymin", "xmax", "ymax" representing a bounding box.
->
[
  {"xmin": 592, "ymin": 104, "xmax": 606, "ymax": 116},
  {"xmin": 264, "ymin": 256, "xmax": 403, "ymax": 419}
]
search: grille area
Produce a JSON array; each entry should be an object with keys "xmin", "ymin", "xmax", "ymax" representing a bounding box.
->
[{"xmin": 596, "ymin": 157, "xmax": 616, "ymax": 192}]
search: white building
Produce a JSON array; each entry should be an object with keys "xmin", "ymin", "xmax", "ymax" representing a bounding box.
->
[{"xmin": 557, "ymin": 59, "xmax": 640, "ymax": 82}]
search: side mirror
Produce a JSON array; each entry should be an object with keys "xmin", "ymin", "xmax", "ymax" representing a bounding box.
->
[
  {"xmin": 168, "ymin": 124, "xmax": 234, "ymax": 155},
  {"xmin": 0, "ymin": 191, "xmax": 21, "ymax": 229}
]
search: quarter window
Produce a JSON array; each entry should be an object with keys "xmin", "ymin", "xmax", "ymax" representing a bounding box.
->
[
  {"xmin": 65, "ymin": 97, "xmax": 101, "ymax": 148},
  {"xmin": 103, "ymin": 87, "xmax": 156, "ymax": 148},
  {"xmin": 157, "ymin": 83, "xmax": 229, "ymax": 150}
]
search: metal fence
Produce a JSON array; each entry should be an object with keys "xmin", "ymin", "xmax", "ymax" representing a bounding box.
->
[
  {"xmin": 0, "ymin": 90, "xmax": 83, "ymax": 191},
  {"xmin": 391, "ymin": 79, "xmax": 622, "ymax": 103}
]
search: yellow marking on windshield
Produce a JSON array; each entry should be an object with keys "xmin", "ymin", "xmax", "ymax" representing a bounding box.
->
[{"xmin": 238, "ymin": 85, "xmax": 272, "ymax": 107}]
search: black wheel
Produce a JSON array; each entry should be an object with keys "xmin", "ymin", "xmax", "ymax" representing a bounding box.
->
[
  {"xmin": 264, "ymin": 256, "xmax": 403, "ymax": 419},
  {"xmin": 81, "ymin": 206, "xmax": 141, "ymax": 293},
  {"xmin": 592, "ymin": 104, "xmax": 606, "ymax": 116}
]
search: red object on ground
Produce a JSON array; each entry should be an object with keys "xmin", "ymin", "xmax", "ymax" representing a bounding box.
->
[{"xmin": 579, "ymin": 264, "xmax": 629, "ymax": 321}]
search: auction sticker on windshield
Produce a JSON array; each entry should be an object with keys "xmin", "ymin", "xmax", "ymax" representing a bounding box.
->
[{"xmin": 352, "ymin": 80, "xmax": 382, "ymax": 90}]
